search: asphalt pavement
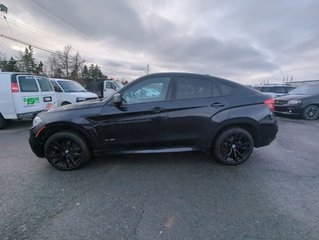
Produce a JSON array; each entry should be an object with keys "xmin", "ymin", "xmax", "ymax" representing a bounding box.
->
[{"xmin": 0, "ymin": 117, "xmax": 319, "ymax": 240}]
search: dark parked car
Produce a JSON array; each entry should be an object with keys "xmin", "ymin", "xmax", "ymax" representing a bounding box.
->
[
  {"xmin": 274, "ymin": 84, "xmax": 319, "ymax": 120},
  {"xmin": 29, "ymin": 73, "xmax": 278, "ymax": 170}
]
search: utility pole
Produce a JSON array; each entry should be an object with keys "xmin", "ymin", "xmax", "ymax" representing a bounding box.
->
[{"xmin": 146, "ymin": 64, "xmax": 149, "ymax": 75}]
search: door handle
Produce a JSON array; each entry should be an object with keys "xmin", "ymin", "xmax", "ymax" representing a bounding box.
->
[
  {"xmin": 211, "ymin": 102, "xmax": 225, "ymax": 108},
  {"xmin": 151, "ymin": 107, "xmax": 166, "ymax": 113}
]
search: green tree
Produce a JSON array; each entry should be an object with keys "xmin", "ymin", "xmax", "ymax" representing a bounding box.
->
[
  {"xmin": 82, "ymin": 65, "xmax": 89, "ymax": 78},
  {"xmin": 18, "ymin": 45, "xmax": 36, "ymax": 73},
  {"xmin": 88, "ymin": 64, "xmax": 103, "ymax": 78},
  {"xmin": 0, "ymin": 57, "xmax": 20, "ymax": 72}
]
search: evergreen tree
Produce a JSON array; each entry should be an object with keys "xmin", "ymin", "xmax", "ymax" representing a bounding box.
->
[
  {"xmin": 82, "ymin": 65, "xmax": 88, "ymax": 78},
  {"xmin": 0, "ymin": 57, "xmax": 20, "ymax": 72},
  {"xmin": 88, "ymin": 64, "xmax": 103, "ymax": 78},
  {"xmin": 19, "ymin": 45, "xmax": 36, "ymax": 73}
]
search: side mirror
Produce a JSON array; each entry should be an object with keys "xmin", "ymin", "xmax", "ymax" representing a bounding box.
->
[{"xmin": 113, "ymin": 93, "xmax": 122, "ymax": 105}]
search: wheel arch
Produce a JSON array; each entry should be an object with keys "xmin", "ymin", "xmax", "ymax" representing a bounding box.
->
[
  {"xmin": 210, "ymin": 118, "xmax": 259, "ymax": 149},
  {"xmin": 36, "ymin": 122, "xmax": 94, "ymax": 156}
]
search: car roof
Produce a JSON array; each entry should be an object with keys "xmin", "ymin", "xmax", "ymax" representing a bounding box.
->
[
  {"xmin": 253, "ymin": 84, "xmax": 293, "ymax": 87},
  {"xmin": 52, "ymin": 78, "xmax": 73, "ymax": 82}
]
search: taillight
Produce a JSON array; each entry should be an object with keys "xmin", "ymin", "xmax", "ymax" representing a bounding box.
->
[
  {"xmin": 11, "ymin": 82, "xmax": 19, "ymax": 93},
  {"xmin": 264, "ymin": 98, "xmax": 274, "ymax": 111}
]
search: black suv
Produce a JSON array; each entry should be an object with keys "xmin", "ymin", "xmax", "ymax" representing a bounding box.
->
[
  {"xmin": 274, "ymin": 84, "xmax": 319, "ymax": 120},
  {"xmin": 29, "ymin": 73, "xmax": 278, "ymax": 170}
]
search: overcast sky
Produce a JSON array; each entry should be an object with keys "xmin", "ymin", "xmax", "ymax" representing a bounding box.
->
[{"xmin": 0, "ymin": 0, "xmax": 319, "ymax": 83}]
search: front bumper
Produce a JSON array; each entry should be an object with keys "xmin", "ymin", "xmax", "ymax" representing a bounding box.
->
[
  {"xmin": 274, "ymin": 105, "xmax": 302, "ymax": 116},
  {"xmin": 29, "ymin": 126, "xmax": 46, "ymax": 158}
]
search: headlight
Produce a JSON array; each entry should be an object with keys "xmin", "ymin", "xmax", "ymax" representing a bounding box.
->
[
  {"xmin": 32, "ymin": 117, "xmax": 43, "ymax": 127},
  {"xmin": 76, "ymin": 97, "xmax": 86, "ymax": 102},
  {"xmin": 287, "ymin": 99, "xmax": 301, "ymax": 105}
]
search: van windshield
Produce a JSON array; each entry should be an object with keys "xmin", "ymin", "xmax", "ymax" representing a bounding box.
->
[
  {"xmin": 114, "ymin": 81, "xmax": 123, "ymax": 89},
  {"xmin": 58, "ymin": 80, "xmax": 87, "ymax": 93}
]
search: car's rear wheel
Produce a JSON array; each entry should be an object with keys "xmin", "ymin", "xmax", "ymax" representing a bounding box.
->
[
  {"xmin": 302, "ymin": 105, "xmax": 319, "ymax": 120},
  {"xmin": 44, "ymin": 132, "xmax": 90, "ymax": 170},
  {"xmin": 213, "ymin": 128, "xmax": 254, "ymax": 165},
  {"xmin": 0, "ymin": 113, "xmax": 7, "ymax": 130}
]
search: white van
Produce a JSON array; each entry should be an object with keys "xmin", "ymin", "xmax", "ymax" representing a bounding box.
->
[
  {"xmin": 50, "ymin": 79, "xmax": 98, "ymax": 106},
  {"xmin": 0, "ymin": 72, "xmax": 57, "ymax": 129}
]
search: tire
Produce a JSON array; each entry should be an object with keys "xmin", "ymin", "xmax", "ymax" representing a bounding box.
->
[
  {"xmin": 302, "ymin": 105, "xmax": 319, "ymax": 120},
  {"xmin": 0, "ymin": 113, "xmax": 7, "ymax": 130},
  {"xmin": 213, "ymin": 128, "xmax": 254, "ymax": 165},
  {"xmin": 44, "ymin": 131, "xmax": 90, "ymax": 170}
]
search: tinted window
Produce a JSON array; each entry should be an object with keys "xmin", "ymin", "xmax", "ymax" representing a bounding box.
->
[
  {"xmin": 58, "ymin": 80, "xmax": 86, "ymax": 92},
  {"xmin": 175, "ymin": 77, "xmax": 213, "ymax": 100},
  {"xmin": 123, "ymin": 77, "xmax": 170, "ymax": 104},
  {"xmin": 50, "ymin": 81, "xmax": 63, "ymax": 92},
  {"xmin": 18, "ymin": 76, "xmax": 39, "ymax": 92},
  {"xmin": 37, "ymin": 77, "xmax": 52, "ymax": 92},
  {"xmin": 260, "ymin": 87, "xmax": 274, "ymax": 92},
  {"xmin": 216, "ymin": 82, "xmax": 234, "ymax": 96},
  {"xmin": 105, "ymin": 82, "xmax": 112, "ymax": 89},
  {"xmin": 289, "ymin": 85, "xmax": 319, "ymax": 95}
]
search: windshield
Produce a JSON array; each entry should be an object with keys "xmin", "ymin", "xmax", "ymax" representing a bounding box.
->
[
  {"xmin": 289, "ymin": 85, "xmax": 319, "ymax": 95},
  {"xmin": 114, "ymin": 81, "xmax": 123, "ymax": 89},
  {"xmin": 58, "ymin": 80, "xmax": 87, "ymax": 93}
]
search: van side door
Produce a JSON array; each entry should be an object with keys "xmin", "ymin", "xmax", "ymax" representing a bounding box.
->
[{"xmin": 36, "ymin": 77, "xmax": 57, "ymax": 110}]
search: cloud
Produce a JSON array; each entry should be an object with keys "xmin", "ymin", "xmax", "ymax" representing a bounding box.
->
[{"xmin": 0, "ymin": 0, "xmax": 318, "ymax": 83}]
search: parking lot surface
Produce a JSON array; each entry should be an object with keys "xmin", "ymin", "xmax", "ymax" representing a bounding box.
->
[{"xmin": 1, "ymin": 117, "xmax": 319, "ymax": 240}]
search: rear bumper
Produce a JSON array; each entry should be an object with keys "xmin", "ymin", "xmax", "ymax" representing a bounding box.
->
[{"xmin": 255, "ymin": 116, "xmax": 278, "ymax": 148}]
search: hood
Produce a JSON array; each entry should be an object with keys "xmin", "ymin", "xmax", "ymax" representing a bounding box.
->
[
  {"xmin": 48, "ymin": 99, "xmax": 105, "ymax": 112},
  {"xmin": 69, "ymin": 91, "xmax": 98, "ymax": 98},
  {"xmin": 275, "ymin": 94, "xmax": 307, "ymax": 101}
]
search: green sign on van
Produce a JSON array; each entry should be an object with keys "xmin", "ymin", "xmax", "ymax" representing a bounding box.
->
[{"xmin": 23, "ymin": 97, "xmax": 40, "ymax": 105}]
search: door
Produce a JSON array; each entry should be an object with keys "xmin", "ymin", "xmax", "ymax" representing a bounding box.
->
[
  {"xmin": 98, "ymin": 76, "xmax": 171, "ymax": 150},
  {"xmin": 50, "ymin": 80, "xmax": 64, "ymax": 106},
  {"xmin": 165, "ymin": 76, "xmax": 230, "ymax": 147},
  {"xmin": 13, "ymin": 75, "xmax": 43, "ymax": 115},
  {"xmin": 35, "ymin": 77, "xmax": 57, "ymax": 109},
  {"xmin": 103, "ymin": 81, "xmax": 116, "ymax": 98}
]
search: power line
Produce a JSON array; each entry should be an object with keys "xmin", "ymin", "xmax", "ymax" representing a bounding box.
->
[
  {"xmin": 0, "ymin": 16, "xmax": 68, "ymax": 46},
  {"xmin": 0, "ymin": 34, "xmax": 142, "ymax": 77}
]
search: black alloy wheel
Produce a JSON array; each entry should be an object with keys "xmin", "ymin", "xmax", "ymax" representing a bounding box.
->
[
  {"xmin": 214, "ymin": 128, "xmax": 254, "ymax": 165},
  {"xmin": 302, "ymin": 105, "xmax": 319, "ymax": 120},
  {"xmin": 44, "ymin": 132, "xmax": 90, "ymax": 170}
]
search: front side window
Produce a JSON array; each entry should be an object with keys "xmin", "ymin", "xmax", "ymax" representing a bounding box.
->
[
  {"xmin": 122, "ymin": 77, "xmax": 170, "ymax": 104},
  {"xmin": 50, "ymin": 81, "xmax": 63, "ymax": 92},
  {"xmin": 175, "ymin": 77, "xmax": 213, "ymax": 100},
  {"xmin": 18, "ymin": 76, "xmax": 39, "ymax": 92},
  {"xmin": 37, "ymin": 77, "xmax": 53, "ymax": 92}
]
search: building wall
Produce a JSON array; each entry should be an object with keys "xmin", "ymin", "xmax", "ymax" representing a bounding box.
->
[{"xmin": 289, "ymin": 80, "xmax": 319, "ymax": 87}]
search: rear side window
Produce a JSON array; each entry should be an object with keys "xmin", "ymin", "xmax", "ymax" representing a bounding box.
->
[
  {"xmin": 37, "ymin": 77, "xmax": 53, "ymax": 92},
  {"xmin": 18, "ymin": 76, "xmax": 39, "ymax": 92},
  {"xmin": 175, "ymin": 77, "xmax": 213, "ymax": 100},
  {"xmin": 216, "ymin": 82, "xmax": 234, "ymax": 96}
]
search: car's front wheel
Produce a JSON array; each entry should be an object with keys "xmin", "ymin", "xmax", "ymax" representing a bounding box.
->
[
  {"xmin": 213, "ymin": 128, "xmax": 254, "ymax": 165},
  {"xmin": 44, "ymin": 131, "xmax": 90, "ymax": 170},
  {"xmin": 302, "ymin": 105, "xmax": 319, "ymax": 120}
]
